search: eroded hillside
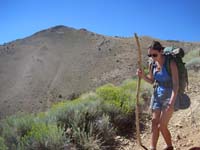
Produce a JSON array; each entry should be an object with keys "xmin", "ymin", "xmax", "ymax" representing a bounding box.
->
[{"xmin": 0, "ymin": 25, "xmax": 200, "ymax": 118}]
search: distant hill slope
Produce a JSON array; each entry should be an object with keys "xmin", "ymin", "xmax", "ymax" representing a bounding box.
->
[{"xmin": 0, "ymin": 25, "xmax": 200, "ymax": 118}]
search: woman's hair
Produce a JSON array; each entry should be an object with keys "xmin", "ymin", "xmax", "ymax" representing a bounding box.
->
[{"xmin": 148, "ymin": 41, "xmax": 164, "ymax": 52}]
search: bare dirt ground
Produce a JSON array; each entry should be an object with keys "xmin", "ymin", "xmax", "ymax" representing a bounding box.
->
[{"xmin": 117, "ymin": 71, "xmax": 200, "ymax": 150}]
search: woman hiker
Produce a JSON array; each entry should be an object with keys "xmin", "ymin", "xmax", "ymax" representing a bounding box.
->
[{"xmin": 136, "ymin": 41, "xmax": 178, "ymax": 150}]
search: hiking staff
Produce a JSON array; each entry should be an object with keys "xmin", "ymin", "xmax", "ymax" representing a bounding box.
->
[
  {"xmin": 134, "ymin": 33, "xmax": 142, "ymax": 147},
  {"xmin": 134, "ymin": 34, "xmax": 149, "ymax": 150}
]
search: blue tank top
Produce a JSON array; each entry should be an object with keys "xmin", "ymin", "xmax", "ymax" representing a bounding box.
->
[{"xmin": 153, "ymin": 57, "xmax": 172, "ymax": 98}]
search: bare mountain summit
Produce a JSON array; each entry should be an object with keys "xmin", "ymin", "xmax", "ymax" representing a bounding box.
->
[{"xmin": 0, "ymin": 25, "xmax": 200, "ymax": 118}]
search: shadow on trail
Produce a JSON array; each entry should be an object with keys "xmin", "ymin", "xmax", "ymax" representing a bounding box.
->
[{"xmin": 189, "ymin": 147, "xmax": 200, "ymax": 150}]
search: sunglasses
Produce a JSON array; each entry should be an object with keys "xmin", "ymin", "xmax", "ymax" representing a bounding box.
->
[{"xmin": 148, "ymin": 54, "xmax": 158, "ymax": 57}]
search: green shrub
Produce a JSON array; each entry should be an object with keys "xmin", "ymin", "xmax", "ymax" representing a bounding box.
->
[
  {"xmin": 96, "ymin": 79, "xmax": 152, "ymax": 136},
  {"xmin": 183, "ymin": 49, "xmax": 200, "ymax": 62},
  {"xmin": 47, "ymin": 92, "xmax": 101, "ymax": 122},
  {"xmin": 123, "ymin": 79, "xmax": 153, "ymax": 105},
  {"xmin": 70, "ymin": 119, "xmax": 102, "ymax": 150},
  {"xmin": 0, "ymin": 79, "xmax": 151, "ymax": 150},
  {"xmin": 0, "ymin": 137, "xmax": 8, "ymax": 150},
  {"xmin": 96, "ymin": 84, "xmax": 121, "ymax": 102},
  {"xmin": 0, "ymin": 113, "xmax": 36, "ymax": 149},
  {"xmin": 93, "ymin": 114, "xmax": 116, "ymax": 144},
  {"xmin": 96, "ymin": 79, "xmax": 152, "ymax": 114},
  {"xmin": 54, "ymin": 92, "xmax": 102, "ymax": 129},
  {"xmin": 49, "ymin": 93, "xmax": 106, "ymax": 149},
  {"xmin": 96, "ymin": 84, "xmax": 134, "ymax": 113},
  {"xmin": 121, "ymin": 79, "xmax": 137, "ymax": 91},
  {"xmin": 50, "ymin": 92, "xmax": 118, "ymax": 149},
  {"xmin": 186, "ymin": 57, "xmax": 200, "ymax": 71},
  {"xmin": 71, "ymin": 114, "xmax": 116, "ymax": 150},
  {"xmin": 19, "ymin": 123, "xmax": 68, "ymax": 150}
]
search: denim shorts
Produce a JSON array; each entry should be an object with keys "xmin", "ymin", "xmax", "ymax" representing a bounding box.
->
[{"xmin": 150, "ymin": 94, "xmax": 171, "ymax": 110}]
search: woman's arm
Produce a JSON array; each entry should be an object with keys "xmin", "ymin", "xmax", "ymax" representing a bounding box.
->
[
  {"xmin": 168, "ymin": 60, "xmax": 179, "ymax": 108},
  {"xmin": 136, "ymin": 63, "xmax": 154, "ymax": 84}
]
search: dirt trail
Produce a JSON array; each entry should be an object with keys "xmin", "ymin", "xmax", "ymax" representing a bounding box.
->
[{"xmin": 118, "ymin": 71, "xmax": 200, "ymax": 150}]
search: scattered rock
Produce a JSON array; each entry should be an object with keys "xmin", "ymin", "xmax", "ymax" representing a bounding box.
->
[
  {"xmin": 176, "ymin": 134, "xmax": 181, "ymax": 141},
  {"xmin": 175, "ymin": 123, "xmax": 183, "ymax": 128}
]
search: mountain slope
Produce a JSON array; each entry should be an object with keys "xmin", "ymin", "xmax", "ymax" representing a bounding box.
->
[{"xmin": 0, "ymin": 25, "xmax": 200, "ymax": 118}]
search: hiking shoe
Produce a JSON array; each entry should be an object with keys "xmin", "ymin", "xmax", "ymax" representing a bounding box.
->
[{"xmin": 163, "ymin": 146, "xmax": 174, "ymax": 150}]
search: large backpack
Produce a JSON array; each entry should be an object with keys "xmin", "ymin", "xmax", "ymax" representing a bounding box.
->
[{"xmin": 163, "ymin": 46, "xmax": 188, "ymax": 93}]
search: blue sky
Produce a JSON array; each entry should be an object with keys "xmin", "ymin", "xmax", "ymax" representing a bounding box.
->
[{"xmin": 0, "ymin": 0, "xmax": 200, "ymax": 44}]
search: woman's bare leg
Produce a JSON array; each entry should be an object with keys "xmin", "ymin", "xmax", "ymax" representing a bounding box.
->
[
  {"xmin": 151, "ymin": 109, "xmax": 161, "ymax": 149},
  {"xmin": 159, "ymin": 108, "xmax": 174, "ymax": 147}
]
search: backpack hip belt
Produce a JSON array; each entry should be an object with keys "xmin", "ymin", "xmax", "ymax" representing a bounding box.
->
[{"xmin": 153, "ymin": 80, "xmax": 172, "ymax": 89}]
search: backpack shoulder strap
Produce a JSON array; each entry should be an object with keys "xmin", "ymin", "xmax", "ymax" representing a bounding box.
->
[{"xmin": 164, "ymin": 55, "xmax": 173, "ymax": 76}]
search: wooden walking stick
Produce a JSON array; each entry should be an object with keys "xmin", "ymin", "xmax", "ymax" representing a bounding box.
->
[
  {"xmin": 134, "ymin": 33, "xmax": 148, "ymax": 150},
  {"xmin": 134, "ymin": 33, "xmax": 142, "ymax": 146}
]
